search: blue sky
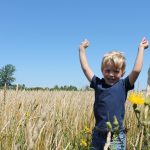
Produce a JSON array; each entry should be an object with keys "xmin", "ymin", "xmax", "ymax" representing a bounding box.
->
[{"xmin": 0, "ymin": 0, "xmax": 150, "ymax": 89}]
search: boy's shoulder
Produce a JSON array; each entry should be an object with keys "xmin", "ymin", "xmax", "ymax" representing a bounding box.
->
[
  {"xmin": 91, "ymin": 75, "xmax": 103, "ymax": 83},
  {"xmin": 90, "ymin": 75, "xmax": 103, "ymax": 89}
]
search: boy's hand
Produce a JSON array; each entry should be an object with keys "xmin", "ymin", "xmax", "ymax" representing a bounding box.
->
[
  {"xmin": 139, "ymin": 37, "xmax": 149, "ymax": 49},
  {"xmin": 80, "ymin": 39, "xmax": 90, "ymax": 49}
]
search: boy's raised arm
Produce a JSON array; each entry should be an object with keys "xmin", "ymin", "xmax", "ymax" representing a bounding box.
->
[
  {"xmin": 129, "ymin": 37, "xmax": 149, "ymax": 86},
  {"xmin": 79, "ymin": 39, "xmax": 94, "ymax": 82}
]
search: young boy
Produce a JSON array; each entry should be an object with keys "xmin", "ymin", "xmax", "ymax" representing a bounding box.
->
[{"xmin": 79, "ymin": 38, "xmax": 149, "ymax": 150}]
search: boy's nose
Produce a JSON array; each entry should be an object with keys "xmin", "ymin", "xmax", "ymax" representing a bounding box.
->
[{"xmin": 109, "ymin": 71, "xmax": 114, "ymax": 76}]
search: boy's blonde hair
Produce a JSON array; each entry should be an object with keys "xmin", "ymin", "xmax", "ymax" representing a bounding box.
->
[{"xmin": 101, "ymin": 51, "xmax": 126, "ymax": 74}]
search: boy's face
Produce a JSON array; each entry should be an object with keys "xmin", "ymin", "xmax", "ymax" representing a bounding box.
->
[{"xmin": 102, "ymin": 63, "xmax": 123, "ymax": 86}]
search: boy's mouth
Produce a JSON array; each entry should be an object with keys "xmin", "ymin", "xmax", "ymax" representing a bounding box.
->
[{"xmin": 106, "ymin": 78, "xmax": 117, "ymax": 85}]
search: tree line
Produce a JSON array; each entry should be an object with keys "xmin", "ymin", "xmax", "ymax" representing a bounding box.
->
[{"xmin": 0, "ymin": 64, "xmax": 92, "ymax": 91}]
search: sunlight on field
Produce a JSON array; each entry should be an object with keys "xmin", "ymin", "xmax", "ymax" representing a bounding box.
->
[{"xmin": 0, "ymin": 90, "xmax": 148, "ymax": 149}]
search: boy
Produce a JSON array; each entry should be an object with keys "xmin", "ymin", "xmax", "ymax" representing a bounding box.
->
[{"xmin": 79, "ymin": 38, "xmax": 149, "ymax": 149}]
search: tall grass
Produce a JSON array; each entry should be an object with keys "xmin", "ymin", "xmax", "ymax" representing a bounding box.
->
[{"xmin": 0, "ymin": 90, "xmax": 143, "ymax": 149}]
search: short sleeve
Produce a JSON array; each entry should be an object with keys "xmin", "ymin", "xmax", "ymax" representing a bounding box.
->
[
  {"xmin": 124, "ymin": 76, "xmax": 134, "ymax": 91},
  {"xmin": 90, "ymin": 75, "xmax": 97, "ymax": 89}
]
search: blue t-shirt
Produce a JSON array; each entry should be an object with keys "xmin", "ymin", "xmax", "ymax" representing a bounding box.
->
[{"xmin": 90, "ymin": 75, "xmax": 134, "ymax": 131}]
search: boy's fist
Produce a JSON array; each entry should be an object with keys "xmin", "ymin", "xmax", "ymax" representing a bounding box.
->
[
  {"xmin": 80, "ymin": 39, "xmax": 90, "ymax": 49},
  {"xmin": 139, "ymin": 37, "xmax": 149, "ymax": 49}
]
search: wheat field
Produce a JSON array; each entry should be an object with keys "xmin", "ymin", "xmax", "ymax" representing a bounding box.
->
[{"xmin": 0, "ymin": 89, "xmax": 142, "ymax": 150}]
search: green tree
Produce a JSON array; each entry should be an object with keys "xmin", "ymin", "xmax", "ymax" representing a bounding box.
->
[{"xmin": 0, "ymin": 64, "xmax": 16, "ymax": 87}]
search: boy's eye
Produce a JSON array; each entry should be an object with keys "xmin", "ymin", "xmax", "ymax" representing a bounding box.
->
[
  {"xmin": 115, "ymin": 70, "xmax": 119, "ymax": 73},
  {"xmin": 105, "ymin": 69, "xmax": 110, "ymax": 73}
]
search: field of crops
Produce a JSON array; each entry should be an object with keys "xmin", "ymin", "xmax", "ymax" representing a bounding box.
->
[{"xmin": 0, "ymin": 90, "xmax": 149, "ymax": 150}]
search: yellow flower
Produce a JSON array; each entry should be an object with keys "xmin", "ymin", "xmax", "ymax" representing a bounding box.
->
[
  {"xmin": 25, "ymin": 112, "xmax": 30, "ymax": 119},
  {"xmin": 84, "ymin": 126, "xmax": 91, "ymax": 134},
  {"xmin": 128, "ymin": 92, "xmax": 145, "ymax": 104},
  {"xmin": 80, "ymin": 139, "xmax": 87, "ymax": 147}
]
